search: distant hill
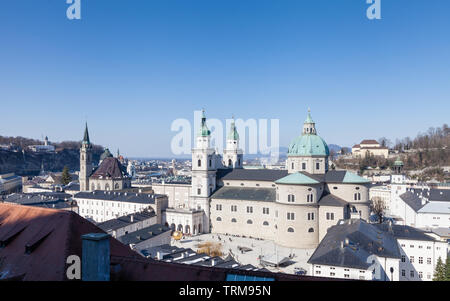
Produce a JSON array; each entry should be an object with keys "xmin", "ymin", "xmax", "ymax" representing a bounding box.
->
[{"xmin": 0, "ymin": 135, "xmax": 104, "ymax": 176}]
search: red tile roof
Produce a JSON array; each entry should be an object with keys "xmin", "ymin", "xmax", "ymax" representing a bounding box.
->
[
  {"xmin": 0, "ymin": 203, "xmax": 140, "ymax": 281},
  {"xmin": 0, "ymin": 204, "xmax": 342, "ymax": 281},
  {"xmin": 90, "ymin": 157, "xmax": 128, "ymax": 179}
]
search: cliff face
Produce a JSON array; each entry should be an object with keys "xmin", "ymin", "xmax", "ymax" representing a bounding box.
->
[{"xmin": 0, "ymin": 149, "xmax": 102, "ymax": 176}]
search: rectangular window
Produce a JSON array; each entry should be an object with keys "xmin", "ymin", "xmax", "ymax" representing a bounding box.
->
[
  {"xmin": 419, "ymin": 257, "xmax": 423, "ymax": 264},
  {"xmin": 263, "ymin": 208, "xmax": 269, "ymax": 214},
  {"xmin": 401, "ymin": 270, "xmax": 405, "ymax": 277},
  {"xmin": 287, "ymin": 212, "xmax": 295, "ymax": 220},
  {"xmin": 231, "ymin": 205, "xmax": 237, "ymax": 212},
  {"xmin": 316, "ymin": 162, "xmax": 320, "ymax": 170},
  {"xmin": 216, "ymin": 204, "xmax": 222, "ymax": 211},
  {"xmin": 308, "ymin": 213, "xmax": 315, "ymax": 220},
  {"xmin": 401, "ymin": 255, "xmax": 405, "ymax": 262},
  {"xmin": 197, "ymin": 188, "xmax": 201, "ymax": 195},
  {"xmin": 247, "ymin": 206, "xmax": 253, "ymax": 213},
  {"xmin": 302, "ymin": 163, "xmax": 306, "ymax": 170},
  {"xmin": 410, "ymin": 271, "xmax": 414, "ymax": 278},
  {"xmin": 410, "ymin": 256, "xmax": 414, "ymax": 263},
  {"xmin": 427, "ymin": 258, "xmax": 432, "ymax": 265}
]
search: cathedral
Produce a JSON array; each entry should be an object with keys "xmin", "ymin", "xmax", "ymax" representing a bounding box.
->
[
  {"xmin": 79, "ymin": 123, "xmax": 131, "ymax": 192},
  {"xmin": 158, "ymin": 109, "xmax": 371, "ymax": 249}
]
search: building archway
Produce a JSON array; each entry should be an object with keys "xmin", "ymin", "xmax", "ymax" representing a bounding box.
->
[
  {"xmin": 198, "ymin": 224, "xmax": 202, "ymax": 234},
  {"xmin": 177, "ymin": 224, "xmax": 183, "ymax": 232},
  {"xmin": 185, "ymin": 225, "xmax": 190, "ymax": 234},
  {"xmin": 193, "ymin": 225, "xmax": 197, "ymax": 235},
  {"xmin": 170, "ymin": 223, "xmax": 176, "ymax": 231}
]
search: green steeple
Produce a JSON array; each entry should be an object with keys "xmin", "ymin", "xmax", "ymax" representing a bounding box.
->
[
  {"xmin": 198, "ymin": 109, "xmax": 211, "ymax": 137},
  {"xmin": 227, "ymin": 117, "xmax": 239, "ymax": 140},
  {"xmin": 304, "ymin": 108, "xmax": 315, "ymax": 124},
  {"xmin": 82, "ymin": 122, "xmax": 90, "ymax": 145}
]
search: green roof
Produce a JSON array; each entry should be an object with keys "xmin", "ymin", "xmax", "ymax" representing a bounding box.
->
[
  {"xmin": 394, "ymin": 158, "xmax": 404, "ymax": 166},
  {"xmin": 82, "ymin": 122, "xmax": 90, "ymax": 145},
  {"xmin": 342, "ymin": 172, "xmax": 370, "ymax": 184},
  {"xmin": 275, "ymin": 172, "xmax": 320, "ymax": 185},
  {"xmin": 227, "ymin": 119, "xmax": 239, "ymax": 140},
  {"xmin": 304, "ymin": 111, "xmax": 314, "ymax": 124},
  {"xmin": 288, "ymin": 134, "xmax": 329, "ymax": 157},
  {"xmin": 198, "ymin": 110, "xmax": 211, "ymax": 137}
]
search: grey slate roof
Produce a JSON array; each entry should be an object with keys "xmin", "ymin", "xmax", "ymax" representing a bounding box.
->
[
  {"xmin": 319, "ymin": 193, "xmax": 348, "ymax": 207},
  {"xmin": 96, "ymin": 210, "xmax": 156, "ymax": 232},
  {"xmin": 73, "ymin": 191, "xmax": 162, "ymax": 205},
  {"xmin": 211, "ymin": 187, "xmax": 276, "ymax": 202},
  {"xmin": 217, "ymin": 168, "xmax": 288, "ymax": 182},
  {"xmin": 118, "ymin": 224, "xmax": 171, "ymax": 245},
  {"xmin": 324, "ymin": 170, "xmax": 347, "ymax": 183},
  {"xmin": 3, "ymin": 193, "xmax": 75, "ymax": 210},
  {"xmin": 399, "ymin": 192, "xmax": 425, "ymax": 212},
  {"xmin": 308, "ymin": 219, "xmax": 401, "ymax": 270},
  {"xmin": 373, "ymin": 224, "xmax": 435, "ymax": 242},
  {"xmin": 408, "ymin": 188, "xmax": 450, "ymax": 202}
]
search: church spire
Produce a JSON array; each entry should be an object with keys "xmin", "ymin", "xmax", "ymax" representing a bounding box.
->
[
  {"xmin": 82, "ymin": 122, "xmax": 90, "ymax": 145},
  {"xmin": 227, "ymin": 116, "xmax": 239, "ymax": 141},
  {"xmin": 198, "ymin": 109, "xmax": 211, "ymax": 137}
]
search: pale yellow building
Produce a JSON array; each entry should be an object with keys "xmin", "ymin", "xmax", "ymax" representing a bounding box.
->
[{"xmin": 352, "ymin": 139, "xmax": 389, "ymax": 158}]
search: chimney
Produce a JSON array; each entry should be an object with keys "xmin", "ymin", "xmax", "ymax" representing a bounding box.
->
[{"xmin": 81, "ymin": 233, "xmax": 111, "ymax": 281}]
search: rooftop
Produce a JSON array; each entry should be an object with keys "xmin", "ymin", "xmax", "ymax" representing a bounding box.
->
[
  {"xmin": 73, "ymin": 190, "xmax": 164, "ymax": 205},
  {"xmin": 97, "ymin": 210, "xmax": 156, "ymax": 232},
  {"xmin": 211, "ymin": 187, "xmax": 276, "ymax": 202},
  {"xmin": 118, "ymin": 224, "xmax": 171, "ymax": 245},
  {"xmin": 308, "ymin": 219, "xmax": 402, "ymax": 270}
]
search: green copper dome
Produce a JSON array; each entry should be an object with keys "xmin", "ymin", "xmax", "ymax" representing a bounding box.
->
[
  {"xmin": 100, "ymin": 148, "xmax": 113, "ymax": 161},
  {"xmin": 288, "ymin": 110, "xmax": 329, "ymax": 157},
  {"xmin": 394, "ymin": 158, "xmax": 404, "ymax": 166},
  {"xmin": 288, "ymin": 134, "xmax": 330, "ymax": 157}
]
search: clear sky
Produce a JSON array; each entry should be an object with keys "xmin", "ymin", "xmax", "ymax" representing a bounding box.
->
[{"xmin": 0, "ymin": 0, "xmax": 449, "ymax": 157}]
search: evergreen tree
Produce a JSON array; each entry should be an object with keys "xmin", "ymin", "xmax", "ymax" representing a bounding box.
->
[
  {"xmin": 433, "ymin": 257, "xmax": 446, "ymax": 281},
  {"xmin": 445, "ymin": 256, "xmax": 450, "ymax": 281},
  {"xmin": 61, "ymin": 166, "xmax": 72, "ymax": 186}
]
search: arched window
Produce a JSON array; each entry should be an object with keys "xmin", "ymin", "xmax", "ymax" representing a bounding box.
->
[
  {"xmin": 308, "ymin": 228, "xmax": 314, "ymax": 233},
  {"xmin": 287, "ymin": 227, "xmax": 294, "ymax": 233},
  {"xmin": 228, "ymin": 159, "xmax": 232, "ymax": 167},
  {"xmin": 209, "ymin": 159, "xmax": 212, "ymax": 167},
  {"xmin": 216, "ymin": 217, "xmax": 222, "ymax": 221},
  {"xmin": 231, "ymin": 218, "xmax": 237, "ymax": 223},
  {"xmin": 247, "ymin": 220, "xmax": 253, "ymax": 224},
  {"xmin": 302, "ymin": 163, "xmax": 306, "ymax": 170},
  {"xmin": 263, "ymin": 221, "xmax": 269, "ymax": 226},
  {"xmin": 198, "ymin": 159, "xmax": 201, "ymax": 167}
]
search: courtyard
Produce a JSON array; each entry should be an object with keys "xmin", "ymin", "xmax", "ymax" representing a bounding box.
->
[{"xmin": 171, "ymin": 233, "xmax": 315, "ymax": 275}]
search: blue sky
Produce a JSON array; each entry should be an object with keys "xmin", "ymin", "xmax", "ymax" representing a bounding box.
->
[{"xmin": 0, "ymin": 0, "xmax": 449, "ymax": 157}]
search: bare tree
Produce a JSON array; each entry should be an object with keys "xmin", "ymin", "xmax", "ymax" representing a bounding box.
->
[{"xmin": 371, "ymin": 197, "xmax": 385, "ymax": 224}]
